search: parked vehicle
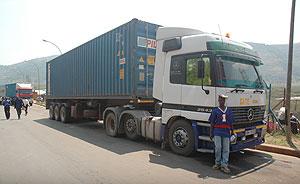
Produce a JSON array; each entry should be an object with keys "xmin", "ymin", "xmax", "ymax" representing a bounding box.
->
[{"xmin": 46, "ymin": 19, "xmax": 267, "ymax": 156}]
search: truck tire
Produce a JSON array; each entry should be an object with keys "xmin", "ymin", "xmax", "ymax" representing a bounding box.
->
[
  {"xmin": 123, "ymin": 114, "xmax": 139, "ymax": 140},
  {"xmin": 60, "ymin": 106, "xmax": 70, "ymax": 123},
  {"xmin": 54, "ymin": 105, "xmax": 61, "ymax": 121},
  {"xmin": 168, "ymin": 119, "xmax": 195, "ymax": 156},
  {"xmin": 105, "ymin": 112, "xmax": 118, "ymax": 137},
  {"xmin": 49, "ymin": 105, "xmax": 55, "ymax": 120}
]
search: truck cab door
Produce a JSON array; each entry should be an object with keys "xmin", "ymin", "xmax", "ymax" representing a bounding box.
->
[
  {"xmin": 162, "ymin": 52, "xmax": 216, "ymax": 123},
  {"xmin": 180, "ymin": 53, "xmax": 216, "ymax": 121}
]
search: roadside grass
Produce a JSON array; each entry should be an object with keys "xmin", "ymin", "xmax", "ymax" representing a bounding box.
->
[{"xmin": 265, "ymin": 131, "xmax": 300, "ymax": 149}]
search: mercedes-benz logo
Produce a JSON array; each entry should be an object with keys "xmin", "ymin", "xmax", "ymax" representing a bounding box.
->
[{"xmin": 248, "ymin": 108, "xmax": 254, "ymax": 121}]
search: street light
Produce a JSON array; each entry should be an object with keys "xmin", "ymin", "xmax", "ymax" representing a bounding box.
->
[{"xmin": 42, "ymin": 39, "xmax": 62, "ymax": 55}]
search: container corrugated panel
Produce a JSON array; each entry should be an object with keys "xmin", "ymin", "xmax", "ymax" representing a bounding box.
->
[
  {"xmin": 47, "ymin": 19, "xmax": 160, "ymax": 99},
  {"xmin": 0, "ymin": 85, "xmax": 5, "ymax": 96},
  {"xmin": 5, "ymin": 83, "xmax": 16, "ymax": 97}
]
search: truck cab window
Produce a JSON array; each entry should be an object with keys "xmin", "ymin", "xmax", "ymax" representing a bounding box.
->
[
  {"xmin": 186, "ymin": 56, "xmax": 211, "ymax": 86},
  {"xmin": 170, "ymin": 57, "xmax": 186, "ymax": 84}
]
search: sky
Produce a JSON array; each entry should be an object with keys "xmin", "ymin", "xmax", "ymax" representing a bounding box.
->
[{"xmin": 0, "ymin": 0, "xmax": 299, "ymax": 65}]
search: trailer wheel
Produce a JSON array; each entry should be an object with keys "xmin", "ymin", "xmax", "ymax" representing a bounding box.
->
[
  {"xmin": 49, "ymin": 105, "xmax": 55, "ymax": 120},
  {"xmin": 168, "ymin": 119, "xmax": 195, "ymax": 156},
  {"xmin": 123, "ymin": 114, "xmax": 139, "ymax": 140},
  {"xmin": 54, "ymin": 105, "xmax": 61, "ymax": 121},
  {"xmin": 60, "ymin": 106, "xmax": 70, "ymax": 123},
  {"xmin": 105, "ymin": 112, "xmax": 118, "ymax": 137}
]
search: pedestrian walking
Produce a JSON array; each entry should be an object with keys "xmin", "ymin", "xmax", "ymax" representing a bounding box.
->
[
  {"xmin": 23, "ymin": 98, "xmax": 29, "ymax": 116},
  {"xmin": 14, "ymin": 97, "xmax": 24, "ymax": 119},
  {"xmin": 2, "ymin": 97, "xmax": 11, "ymax": 120},
  {"xmin": 209, "ymin": 94, "xmax": 234, "ymax": 174}
]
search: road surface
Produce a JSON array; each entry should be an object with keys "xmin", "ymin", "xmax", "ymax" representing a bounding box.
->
[{"xmin": 0, "ymin": 105, "xmax": 299, "ymax": 184}]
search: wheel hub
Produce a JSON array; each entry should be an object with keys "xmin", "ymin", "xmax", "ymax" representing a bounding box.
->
[
  {"xmin": 126, "ymin": 119, "xmax": 136, "ymax": 133},
  {"xmin": 173, "ymin": 128, "xmax": 189, "ymax": 148},
  {"xmin": 109, "ymin": 118, "xmax": 115, "ymax": 130}
]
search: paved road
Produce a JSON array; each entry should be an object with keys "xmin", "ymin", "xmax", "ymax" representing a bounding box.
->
[{"xmin": 0, "ymin": 105, "xmax": 299, "ymax": 184}]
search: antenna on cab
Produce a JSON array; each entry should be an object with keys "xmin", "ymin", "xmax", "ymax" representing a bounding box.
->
[{"xmin": 218, "ymin": 24, "xmax": 224, "ymax": 45}]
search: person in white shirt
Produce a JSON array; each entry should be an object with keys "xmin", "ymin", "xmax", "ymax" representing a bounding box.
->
[
  {"xmin": 23, "ymin": 98, "xmax": 29, "ymax": 115},
  {"xmin": 278, "ymin": 106, "xmax": 286, "ymax": 125}
]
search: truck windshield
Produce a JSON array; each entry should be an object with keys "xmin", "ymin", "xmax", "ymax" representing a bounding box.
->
[{"xmin": 215, "ymin": 56, "xmax": 263, "ymax": 89}]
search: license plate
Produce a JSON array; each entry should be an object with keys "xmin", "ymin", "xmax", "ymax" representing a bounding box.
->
[{"xmin": 245, "ymin": 129, "xmax": 256, "ymax": 136}]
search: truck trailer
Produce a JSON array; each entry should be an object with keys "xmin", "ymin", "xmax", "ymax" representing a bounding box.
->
[
  {"xmin": 5, "ymin": 83, "xmax": 33, "ymax": 99},
  {"xmin": 46, "ymin": 19, "xmax": 267, "ymax": 156}
]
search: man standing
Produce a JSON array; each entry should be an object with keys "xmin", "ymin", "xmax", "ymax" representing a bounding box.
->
[
  {"xmin": 209, "ymin": 94, "xmax": 234, "ymax": 174},
  {"xmin": 2, "ymin": 98, "xmax": 11, "ymax": 120},
  {"xmin": 23, "ymin": 98, "xmax": 29, "ymax": 116},
  {"xmin": 14, "ymin": 97, "xmax": 24, "ymax": 120}
]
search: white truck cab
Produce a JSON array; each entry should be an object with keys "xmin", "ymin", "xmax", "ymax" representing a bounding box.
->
[{"xmin": 153, "ymin": 27, "xmax": 267, "ymax": 155}]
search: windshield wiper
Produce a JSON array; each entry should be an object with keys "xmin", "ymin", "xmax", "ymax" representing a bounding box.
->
[
  {"xmin": 253, "ymin": 89, "xmax": 264, "ymax": 94},
  {"xmin": 230, "ymin": 84, "xmax": 246, "ymax": 93},
  {"xmin": 253, "ymin": 80, "xmax": 264, "ymax": 93}
]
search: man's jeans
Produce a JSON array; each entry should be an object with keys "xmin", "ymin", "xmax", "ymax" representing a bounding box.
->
[{"xmin": 213, "ymin": 136, "xmax": 230, "ymax": 167}]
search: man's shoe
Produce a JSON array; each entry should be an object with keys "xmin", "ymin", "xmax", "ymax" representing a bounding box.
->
[
  {"xmin": 221, "ymin": 166, "xmax": 231, "ymax": 173},
  {"xmin": 212, "ymin": 164, "xmax": 221, "ymax": 170}
]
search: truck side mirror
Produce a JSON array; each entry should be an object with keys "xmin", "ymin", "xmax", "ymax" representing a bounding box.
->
[
  {"xmin": 198, "ymin": 58, "xmax": 209, "ymax": 95},
  {"xmin": 197, "ymin": 60, "xmax": 205, "ymax": 78}
]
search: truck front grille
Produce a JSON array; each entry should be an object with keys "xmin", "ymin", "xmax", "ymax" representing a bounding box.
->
[{"xmin": 230, "ymin": 106, "xmax": 265, "ymax": 128}]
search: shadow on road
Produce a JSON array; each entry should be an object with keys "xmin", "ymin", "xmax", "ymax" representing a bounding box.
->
[{"xmin": 34, "ymin": 118, "xmax": 274, "ymax": 179}]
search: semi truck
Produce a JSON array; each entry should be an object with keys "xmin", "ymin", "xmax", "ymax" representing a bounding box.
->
[
  {"xmin": 46, "ymin": 19, "xmax": 267, "ymax": 156},
  {"xmin": 5, "ymin": 83, "xmax": 33, "ymax": 99}
]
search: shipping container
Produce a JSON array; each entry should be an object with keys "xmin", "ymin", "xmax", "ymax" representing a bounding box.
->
[
  {"xmin": 47, "ymin": 19, "xmax": 160, "ymax": 100},
  {"xmin": 0, "ymin": 85, "xmax": 5, "ymax": 97},
  {"xmin": 5, "ymin": 83, "xmax": 33, "ymax": 98}
]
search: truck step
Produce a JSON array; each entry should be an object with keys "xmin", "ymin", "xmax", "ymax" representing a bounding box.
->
[
  {"xmin": 197, "ymin": 122, "xmax": 210, "ymax": 127},
  {"xmin": 197, "ymin": 148, "xmax": 214, "ymax": 153},
  {"xmin": 198, "ymin": 135, "xmax": 213, "ymax": 142}
]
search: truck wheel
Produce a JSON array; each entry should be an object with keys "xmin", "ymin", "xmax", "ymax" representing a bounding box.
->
[
  {"xmin": 168, "ymin": 119, "xmax": 195, "ymax": 156},
  {"xmin": 60, "ymin": 106, "xmax": 70, "ymax": 123},
  {"xmin": 49, "ymin": 105, "xmax": 55, "ymax": 120},
  {"xmin": 54, "ymin": 105, "xmax": 61, "ymax": 121},
  {"xmin": 105, "ymin": 112, "xmax": 118, "ymax": 137},
  {"xmin": 123, "ymin": 114, "xmax": 139, "ymax": 140}
]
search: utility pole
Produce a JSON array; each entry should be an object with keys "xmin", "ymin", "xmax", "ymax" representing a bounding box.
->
[
  {"xmin": 32, "ymin": 64, "xmax": 40, "ymax": 96},
  {"xmin": 285, "ymin": 0, "xmax": 296, "ymax": 146}
]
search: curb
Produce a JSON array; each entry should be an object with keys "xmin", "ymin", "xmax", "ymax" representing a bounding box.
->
[{"xmin": 254, "ymin": 144, "xmax": 300, "ymax": 158}]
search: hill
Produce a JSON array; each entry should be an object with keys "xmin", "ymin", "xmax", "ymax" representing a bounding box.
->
[
  {"xmin": 248, "ymin": 42, "xmax": 300, "ymax": 85},
  {"xmin": 0, "ymin": 56, "xmax": 57, "ymax": 89},
  {"xmin": 0, "ymin": 42, "xmax": 299, "ymax": 89}
]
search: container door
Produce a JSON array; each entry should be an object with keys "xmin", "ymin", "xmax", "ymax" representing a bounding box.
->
[{"xmin": 135, "ymin": 22, "xmax": 159, "ymax": 98}]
